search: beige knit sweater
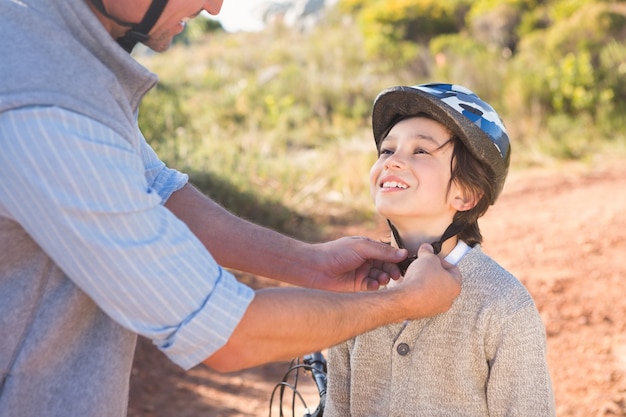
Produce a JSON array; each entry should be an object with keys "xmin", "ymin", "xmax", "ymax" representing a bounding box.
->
[{"xmin": 325, "ymin": 245, "xmax": 555, "ymax": 417}]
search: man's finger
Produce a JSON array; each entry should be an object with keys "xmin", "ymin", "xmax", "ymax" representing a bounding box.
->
[{"xmin": 355, "ymin": 237, "xmax": 407, "ymax": 263}]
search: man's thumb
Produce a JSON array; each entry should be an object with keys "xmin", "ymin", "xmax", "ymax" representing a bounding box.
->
[{"xmin": 417, "ymin": 243, "xmax": 435, "ymax": 256}]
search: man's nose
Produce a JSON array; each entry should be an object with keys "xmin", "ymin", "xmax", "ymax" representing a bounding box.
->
[{"xmin": 203, "ymin": 0, "xmax": 224, "ymax": 16}]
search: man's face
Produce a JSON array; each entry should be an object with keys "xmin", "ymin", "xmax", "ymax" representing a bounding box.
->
[{"xmin": 95, "ymin": 0, "xmax": 224, "ymax": 52}]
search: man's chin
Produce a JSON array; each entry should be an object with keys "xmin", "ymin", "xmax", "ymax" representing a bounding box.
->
[{"xmin": 143, "ymin": 36, "xmax": 174, "ymax": 53}]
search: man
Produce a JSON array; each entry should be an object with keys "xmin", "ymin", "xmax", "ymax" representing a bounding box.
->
[{"xmin": 0, "ymin": 1, "xmax": 461, "ymax": 416}]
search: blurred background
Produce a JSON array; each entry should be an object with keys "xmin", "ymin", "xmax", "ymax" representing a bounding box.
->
[{"xmin": 136, "ymin": 0, "xmax": 626, "ymax": 236}]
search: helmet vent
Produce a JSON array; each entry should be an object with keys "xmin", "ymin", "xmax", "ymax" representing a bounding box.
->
[{"xmin": 460, "ymin": 103, "xmax": 483, "ymax": 116}]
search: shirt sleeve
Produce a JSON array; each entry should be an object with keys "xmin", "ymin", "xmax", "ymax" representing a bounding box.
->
[
  {"xmin": 0, "ymin": 106, "xmax": 254, "ymax": 370},
  {"xmin": 485, "ymin": 299, "xmax": 556, "ymax": 416},
  {"xmin": 138, "ymin": 126, "xmax": 188, "ymax": 204}
]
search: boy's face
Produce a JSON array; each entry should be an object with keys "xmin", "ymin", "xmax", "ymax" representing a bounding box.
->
[{"xmin": 369, "ymin": 116, "xmax": 468, "ymax": 232}]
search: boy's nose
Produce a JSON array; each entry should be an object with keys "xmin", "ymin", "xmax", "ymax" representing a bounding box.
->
[{"xmin": 384, "ymin": 153, "xmax": 405, "ymax": 169}]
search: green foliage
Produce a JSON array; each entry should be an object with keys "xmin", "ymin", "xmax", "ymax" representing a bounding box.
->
[
  {"xmin": 136, "ymin": 1, "xmax": 626, "ymax": 230},
  {"xmin": 138, "ymin": 81, "xmax": 192, "ymax": 166},
  {"xmin": 598, "ymin": 40, "xmax": 626, "ymax": 127},
  {"xmin": 468, "ymin": 0, "xmax": 540, "ymax": 17},
  {"xmin": 548, "ymin": 0, "xmax": 606, "ymax": 21},
  {"xmin": 509, "ymin": 1, "xmax": 626, "ymax": 146},
  {"xmin": 541, "ymin": 2, "xmax": 626, "ymax": 54},
  {"xmin": 429, "ymin": 34, "xmax": 507, "ymax": 104},
  {"xmin": 466, "ymin": 2, "xmax": 525, "ymax": 53},
  {"xmin": 173, "ymin": 16, "xmax": 224, "ymax": 45},
  {"xmin": 187, "ymin": 170, "xmax": 322, "ymax": 241},
  {"xmin": 339, "ymin": 0, "xmax": 465, "ymax": 61},
  {"xmin": 336, "ymin": 0, "xmax": 365, "ymax": 13}
]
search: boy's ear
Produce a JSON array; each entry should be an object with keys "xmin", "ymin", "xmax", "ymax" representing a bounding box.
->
[{"xmin": 452, "ymin": 190, "xmax": 482, "ymax": 212}]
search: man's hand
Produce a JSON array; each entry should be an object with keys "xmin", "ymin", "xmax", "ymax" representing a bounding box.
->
[
  {"xmin": 309, "ymin": 236, "xmax": 409, "ymax": 292},
  {"xmin": 392, "ymin": 243, "xmax": 462, "ymax": 319},
  {"xmin": 205, "ymin": 242, "xmax": 461, "ymax": 372}
]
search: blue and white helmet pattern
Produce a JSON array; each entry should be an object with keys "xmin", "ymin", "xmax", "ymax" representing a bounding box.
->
[
  {"xmin": 372, "ymin": 82, "xmax": 512, "ymax": 202},
  {"xmin": 414, "ymin": 83, "xmax": 510, "ymax": 161}
]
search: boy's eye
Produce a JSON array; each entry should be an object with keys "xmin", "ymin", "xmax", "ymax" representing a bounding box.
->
[{"xmin": 379, "ymin": 147, "xmax": 432, "ymax": 156}]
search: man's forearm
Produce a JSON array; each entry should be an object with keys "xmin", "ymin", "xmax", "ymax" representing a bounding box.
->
[
  {"xmin": 204, "ymin": 245, "xmax": 461, "ymax": 372},
  {"xmin": 165, "ymin": 183, "xmax": 313, "ymax": 284},
  {"xmin": 203, "ymin": 286, "xmax": 407, "ymax": 372}
]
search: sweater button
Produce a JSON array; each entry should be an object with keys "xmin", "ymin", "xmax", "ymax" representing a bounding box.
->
[{"xmin": 396, "ymin": 342, "xmax": 410, "ymax": 356}]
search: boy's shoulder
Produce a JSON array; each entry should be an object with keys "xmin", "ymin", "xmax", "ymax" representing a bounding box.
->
[
  {"xmin": 459, "ymin": 244, "xmax": 513, "ymax": 277},
  {"xmin": 458, "ymin": 244, "xmax": 533, "ymax": 302}
]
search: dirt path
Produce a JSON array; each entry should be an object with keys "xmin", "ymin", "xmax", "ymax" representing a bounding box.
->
[{"xmin": 128, "ymin": 160, "xmax": 626, "ymax": 417}]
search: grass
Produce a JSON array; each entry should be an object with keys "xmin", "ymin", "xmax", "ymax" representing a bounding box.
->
[{"xmin": 135, "ymin": 18, "xmax": 626, "ymax": 239}]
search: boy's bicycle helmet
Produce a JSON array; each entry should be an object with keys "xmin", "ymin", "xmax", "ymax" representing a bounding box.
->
[
  {"xmin": 372, "ymin": 83, "xmax": 511, "ymax": 203},
  {"xmin": 89, "ymin": 0, "xmax": 168, "ymax": 53},
  {"xmin": 372, "ymin": 83, "xmax": 511, "ymax": 268}
]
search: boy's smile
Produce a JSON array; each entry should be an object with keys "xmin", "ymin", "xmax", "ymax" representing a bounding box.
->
[{"xmin": 379, "ymin": 175, "xmax": 410, "ymax": 191}]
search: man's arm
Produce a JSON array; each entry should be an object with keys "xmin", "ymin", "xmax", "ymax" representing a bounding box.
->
[
  {"xmin": 203, "ymin": 244, "xmax": 461, "ymax": 372},
  {"xmin": 165, "ymin": 183, "xmax": 408, "ymax": 291}
]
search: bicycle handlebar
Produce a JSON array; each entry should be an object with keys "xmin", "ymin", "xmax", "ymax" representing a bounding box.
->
[
  {"xmin": 302, "ymin": 352, "xmax": 327, "ymax": 417},
  {"xmin": 303, "ymin": 352, "xmax": 327, "ymax": 396},
  {"xmin": 269, "ymin": 352, "xmax": 328, "ymax": 417}
]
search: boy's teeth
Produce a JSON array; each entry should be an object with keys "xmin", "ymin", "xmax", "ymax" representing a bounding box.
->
[{"xmin": 382, "ymin": 181, "xmax": 407, "ymax": 189}]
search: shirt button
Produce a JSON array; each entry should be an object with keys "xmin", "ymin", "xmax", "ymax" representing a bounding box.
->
[{"xmin": 396, "ymin": 342, "xmax": 410, "ymax": 356}]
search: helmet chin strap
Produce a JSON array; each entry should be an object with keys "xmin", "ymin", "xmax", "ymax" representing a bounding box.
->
[
  {"xmin": 388, "ymin": 219, "xmax": 465, "ymax": 275},
  {"xmin": 117, "ymin": 0, "xmax": 168, "ymax": 53},
  {"xmin": 89, "ymin": 0, "xmax": 169, "ymax": 53}
]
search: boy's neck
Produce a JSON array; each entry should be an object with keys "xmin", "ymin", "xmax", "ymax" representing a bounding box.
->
[{"xmin": 393, "ymin": 233, "xmax": 459, "ymax": 259}]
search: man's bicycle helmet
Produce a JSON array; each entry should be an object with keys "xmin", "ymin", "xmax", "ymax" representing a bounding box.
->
[
  {"xmin": 372, "ymin": 83, "xmax": 511, "ymax": 204},
  {"xmin": 89, "ymin": 0, "xmax": 168, "ymax": 53},
  {"xmin": 371, "ymin": 83, "xmax": 511, "ymax": 268}
]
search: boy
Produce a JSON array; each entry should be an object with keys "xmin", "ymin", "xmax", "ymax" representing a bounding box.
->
[{"xmin": 325, "ymin": 83, "xmax": 556, "ymax": 416}]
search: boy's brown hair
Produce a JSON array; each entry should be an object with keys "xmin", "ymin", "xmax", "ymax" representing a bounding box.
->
[{"xmin": 448, "ymin": 135, "xmax": 497, "ymax": 246}]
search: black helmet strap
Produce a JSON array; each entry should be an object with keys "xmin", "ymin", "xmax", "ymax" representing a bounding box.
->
[
  {"xmin": 89, "ymin": 0, "xmax": 169, "ymax": 53},
  {"xmin": 117, "ymin": 0, "xmax": 168, "ymax": 53},
  {"xmin": 389, "ymin": 219, "xmax": 465, "ymax": 275}
]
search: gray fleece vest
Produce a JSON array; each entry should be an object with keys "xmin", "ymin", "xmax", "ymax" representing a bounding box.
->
[{"xmin": 0, "ymin": 0, "xmax": 157, "ymax": 415}]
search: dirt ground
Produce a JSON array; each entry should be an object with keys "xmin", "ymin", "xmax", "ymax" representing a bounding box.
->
[{"xmin": 128, "ymin": 158, "xmax": 626, "ymax": 417}]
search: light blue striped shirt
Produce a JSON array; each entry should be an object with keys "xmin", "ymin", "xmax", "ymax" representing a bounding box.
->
[{"xmin": 0, "ymin": 106, "xmax": 255, "ymax": 369}]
